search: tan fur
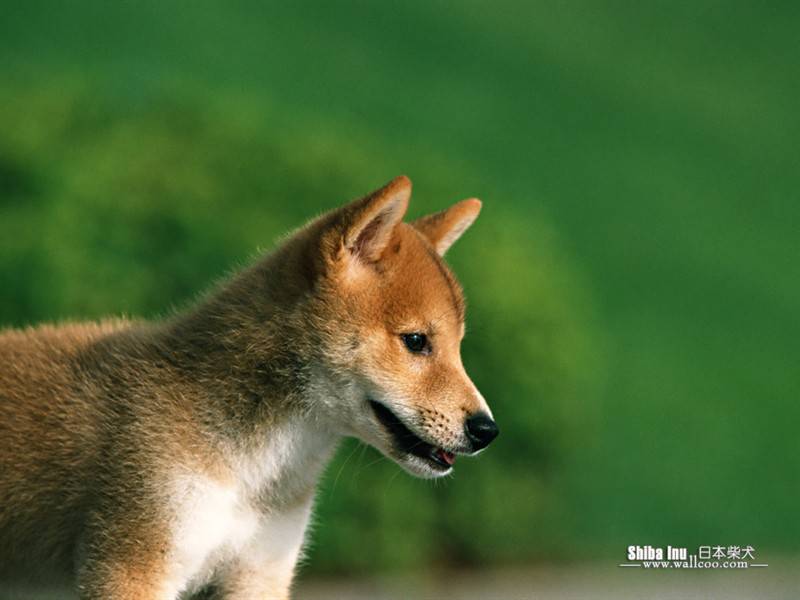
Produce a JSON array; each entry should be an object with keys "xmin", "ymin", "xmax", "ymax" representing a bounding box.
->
[{"xmin": 0, "ymin": 176, "xmax": 493, "ymax": 599}]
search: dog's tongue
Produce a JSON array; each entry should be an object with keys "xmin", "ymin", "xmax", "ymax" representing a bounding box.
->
[{"xmin": 437, "ymin": 448, "xmax": 456, "ymax": 466}]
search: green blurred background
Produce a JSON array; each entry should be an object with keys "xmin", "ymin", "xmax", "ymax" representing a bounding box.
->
[{"xmin": 1, "ymin": 0, "xmax": 798, "ymax": 592}]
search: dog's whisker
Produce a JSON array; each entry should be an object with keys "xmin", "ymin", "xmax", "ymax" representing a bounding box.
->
[{"xmin": 329, "ymin": 440, "xmax": 362, "ymax": 496}]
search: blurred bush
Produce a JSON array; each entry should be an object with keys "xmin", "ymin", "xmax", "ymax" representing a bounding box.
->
[
  {"xmin": 3, "ymin": 0, "xmax": 799, "ymax": 576},
  {"xmin": 0, "ymin": 83, "xmax": 599, "ymax": 573}
]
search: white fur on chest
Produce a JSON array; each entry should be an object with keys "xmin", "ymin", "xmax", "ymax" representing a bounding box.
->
[
  {"xmin": 169, "ymin": 476, "xmax": 260, "ymax": 594},
  {"xmin": 169, "ymin": 418, "xmax": 336, "ymax": 595}
]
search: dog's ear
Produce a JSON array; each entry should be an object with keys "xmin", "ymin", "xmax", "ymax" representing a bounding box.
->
[
  {"xmin": 411, "ymin": 198, "xmax": 481, "ymax": 256},
  {"xmin": 333, "ymin": 175, "xmax": 411, "ymax": 264}
]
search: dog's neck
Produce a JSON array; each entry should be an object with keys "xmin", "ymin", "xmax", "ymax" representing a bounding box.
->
[
  {"xmin": 162, "ymin": 243, "xmax": 317, "ymax": 405},
  {"xmin": 146, "ymin": 245, "xmax": 342, "ymax": 504},
  {"xmin": 226, "ymin": 408, "xmax": 339, "ymax": 508}
]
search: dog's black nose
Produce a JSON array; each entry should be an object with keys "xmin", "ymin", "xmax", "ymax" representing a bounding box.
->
[{"xmin": 465, "ymin": 413, "xmax": 499, "ymax": 451}]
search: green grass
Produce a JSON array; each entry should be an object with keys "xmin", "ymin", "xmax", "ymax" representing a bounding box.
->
[{"xmin": 1, "ymin": 0, "xmax": 798, "ymax": 574}]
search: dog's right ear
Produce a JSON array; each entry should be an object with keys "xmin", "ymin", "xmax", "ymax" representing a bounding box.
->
[
  {"xmin": 329, "ymin": 176, "xmax": 411, "ymax": 266},
  {"xmin": 411, "ymin": 197, "xmax": 481, "ymax": 256}
]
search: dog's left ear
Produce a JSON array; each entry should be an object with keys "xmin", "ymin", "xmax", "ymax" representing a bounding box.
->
[
  {"xmin": 412, "ymin": 198, "xmax": 482, "ymax": 256},
  {"xmin": 337, "ymin": 175, "xmax": 411, "ymax": 264}
]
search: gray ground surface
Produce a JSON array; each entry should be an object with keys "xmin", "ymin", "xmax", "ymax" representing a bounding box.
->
[
  {"xmin": 5, "ymin": 563, "xmax": 798, "ymax": 600},
  {"xmin": 296, "ymin": 563, "xmax": 798, "ymax": 600}
]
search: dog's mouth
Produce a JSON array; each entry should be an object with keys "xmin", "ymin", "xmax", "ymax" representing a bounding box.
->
[{"xmin": 369, "ymin": 400, "xmax": 455, "ymax": 471}]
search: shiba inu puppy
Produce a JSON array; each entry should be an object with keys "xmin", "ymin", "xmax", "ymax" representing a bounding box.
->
[{"xmin": 0, "ymin": 176, "xmax": 498, "ymax": 599}]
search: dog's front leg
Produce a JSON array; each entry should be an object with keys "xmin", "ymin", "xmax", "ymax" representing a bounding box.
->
[
  {"xmin": 77, "ymin": 559, "xmax": 183, "ymax": 600},
  {"xmin": 75, "ymin": 473, "xmax": 199, "ymax": 600},
  {"xmin": 214, "ymin": 559, "xmax": 296, "ymax": 600},
  {"xmin": 76, "ymin": 517, "xmax": 183, "ymax": 600}
]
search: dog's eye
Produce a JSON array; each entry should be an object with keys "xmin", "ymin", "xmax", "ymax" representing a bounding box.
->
[{"xmin": 401, "ymin": 333, "xmax": 430, "ymax": 354}]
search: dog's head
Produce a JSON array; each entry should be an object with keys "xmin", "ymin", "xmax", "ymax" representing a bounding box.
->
[{"xmin": 312, "ymin": 176, "xmax": 497, "ymax": 478}]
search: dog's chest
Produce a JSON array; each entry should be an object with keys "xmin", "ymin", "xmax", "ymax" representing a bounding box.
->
[
  {"xmin": 170, "ymin": 476, "xmax": 312, "ymax": 593},
  {"xmin": 170, "ymin": 477, "xmax": 260, "ymax": 587},
  {"xmin": 170, "ymin": 421, "xmax": 336, "ymax": 592}
]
